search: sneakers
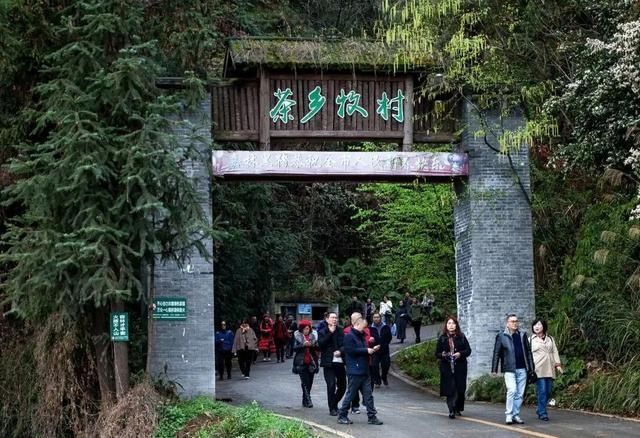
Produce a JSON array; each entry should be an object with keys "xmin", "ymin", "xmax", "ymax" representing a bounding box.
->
[
  {"xmin": 244, "ymin": 375, "xmax": 250, "ymax": 380},
  {"xmin": 512, "ymin": 415, "xmax": 525, "ymax": 424},
  {"xmin": 329, "ymin": 409, "xmax": 338, "ymax": 416},
  {"xmin": 368, "ymin": 417, "xmax": 383, "ymax": 425},
  {"xmin": 538, "ymin": 416, "xmax": 549, "ymax": 421},
  {"xmin": 448, "ymin": 412, "xmax": 455, "ymax": 419},
  {"xmin": 351, "ymin": 408, "xmax": 361, "ymax": 414},
  {"xmin": 337, "ymin": 417, "xmax": 353, "ymax": 425},
  {"xmin": 505, "ymin": 415, "xmax": 513, "ymax": 425}
]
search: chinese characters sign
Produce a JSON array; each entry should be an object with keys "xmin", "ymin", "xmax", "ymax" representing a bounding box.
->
[
  {"xmin": 212, "ymin": 151, "xmax": 468, "ymax": 180},
  {"xmin": 153, "ymin": 297, "xmax": 187, "ymax": 320},
  {"xmin": 270, "ymin": 86, "xmax": 405, "ymax": 124},
  {"xmin": 110, "ymin": 312, "xmax": 129, "ymax": 342}
]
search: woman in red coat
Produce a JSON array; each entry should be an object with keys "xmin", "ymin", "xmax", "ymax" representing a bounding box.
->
[
  {"xmin": 258, "ymin": 313, "xmax": 276, "ymax": 361},
  {"xmin": 274, "ymin": 314, "xmax": 290, "ymax": 363}
]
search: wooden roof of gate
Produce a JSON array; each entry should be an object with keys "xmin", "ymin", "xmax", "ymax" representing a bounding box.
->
[{"xmin": 224, "ymin": 37, "xmax": 438, "ymax": 76}]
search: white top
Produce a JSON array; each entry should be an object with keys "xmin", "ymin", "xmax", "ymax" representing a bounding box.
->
[{"xmin": 379, "ymin": 300, "xmax": 393, "ymax": 314}]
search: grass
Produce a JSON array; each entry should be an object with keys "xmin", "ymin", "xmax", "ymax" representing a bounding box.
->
[
  {"xmin": 155, "ymin": 397, "xmax": 315, "ymax": 438},
  {"xmin": 394, "ymin": 340, "xmax": 440, "ymax": 387}
]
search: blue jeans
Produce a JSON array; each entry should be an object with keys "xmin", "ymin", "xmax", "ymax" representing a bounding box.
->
[
  {"xmin": 536, "ymin": 377, "xmax": 553, "ymax": 418},
  {"xmin": 504, "ymin": 368, "xmax": 527, "ymax": 417},
  {"xmin": 339, "ymin": 374, "xmax": 377, "ymax": 419}
]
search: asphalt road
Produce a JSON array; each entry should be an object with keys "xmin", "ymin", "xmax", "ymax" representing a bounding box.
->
[{"xmin": 216, "ymin": 325, "xmax": 640, "ymax": 438}]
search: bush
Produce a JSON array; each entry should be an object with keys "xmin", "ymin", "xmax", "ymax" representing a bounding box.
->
[
  {"xmin": 569, "ymin": 361, "xmax": 640, "ymax": 416},
  {"xmin": 394, "ymin": 340, "xmax": 440, "ymax": 387},
  {"xmin": 155, "ymin": 398, "xmax": 313, "ymax": 438}
]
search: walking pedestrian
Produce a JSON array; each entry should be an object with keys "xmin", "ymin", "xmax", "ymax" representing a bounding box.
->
[
  {"xmin": 337, "ymin": 317, "xmax": 383, "ymax": 426},
  {"xmin": 395, "ymin": 300, "xmax": 409, "ymax": 343},
  {"xmin": 343, "ymin": 312, "xmax": 371, "ymax": 414},
  {"xmin": 379, "ymin": 295, "xmax": 393, "ymax": 324},
  {"xmin": 249, "ymin": 315, "xmax": 260, "ymax": 364},
  {"xmin": 293, "ymin": 319, "xmax": 319, "ymax": 408},
  {"xmin": 346, "ymin": 295, "xmax": 365, "ymax": 317},
  {"xmin": 285, "ymin": 315, "xmax": 297, "ymax": 359},
  {"xmin": 530, "ymin": 318, "xmax": 563, "ymax": 421},
  {"xmin": 369, "ymin": 312, "xmax": 392, "ymax": 387},
  {"xmin": 492, "ymin": 313, "xmax": 535, "ymax": 425},
  {"xmin": 232, "ymin": 320, "xmax": 258, "ymax": 379},
  {"xmin": 318, "ymin": 311, "xmax": 346, "ymax": 416},
  {"xmin": 215, "ymin": 320, "xmax": 234, "ymax": 380},
  {"xmin": 274, "ymin": 314, "xmax": 289, "ymax": 363},
  {"xmin": 365, "ymin": 298, "xmax": 376, "ymax": 324},
  {"xmin": 410, "ymin": 297, "xmax": 424, "ymax": 343},
  {"xmin": 435, "ymin": 316, "xmax": 471, "ymax": 418},
  {"xmin": 258, "ymin": 313, "xmax": 276, "ymax": 361}
]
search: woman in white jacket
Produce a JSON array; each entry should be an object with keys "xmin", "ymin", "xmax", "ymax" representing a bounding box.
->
[
  {"xmin": 379, "ymin": 296, "xmax": 393, "ymax": 324},
  {"xmin": 530, "ymin": 319, "xmax": 563, "ymax": 421}
]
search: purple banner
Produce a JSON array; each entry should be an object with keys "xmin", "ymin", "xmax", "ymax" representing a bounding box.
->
[{"xmin": 212, "ymin": 151, "xmax": 468, "ymax": 181}]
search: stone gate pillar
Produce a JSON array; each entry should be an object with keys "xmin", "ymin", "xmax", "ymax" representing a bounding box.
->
[
  {"xmin": 454, "ymin": 99, "xmax": 535, "ymax": 379},
  {"xmin": 148, "ymin": 96, "xmax": 215, "ymax": 397}
]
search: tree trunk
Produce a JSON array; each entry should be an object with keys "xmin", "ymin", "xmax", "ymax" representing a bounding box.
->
[
  {"xmin": 146, "ymin": 256, "xmax": 155, "ymax": 374},
  {"xmin": 111, "ymin": 299, "xmax": 129, "ymax": 400},
  {"xmin": 91, "ymin": 305, "xmax": 116, "ymax": 408}
]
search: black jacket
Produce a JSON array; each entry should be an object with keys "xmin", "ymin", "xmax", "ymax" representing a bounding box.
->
[
  {"xmin": 369, "ymin": 323, "xmax": 392, "ymax": 355},
  {"xmin": 317, "ymin": 325, "xmax": 345, "ymax": 367},
  {"xmin": 491, "ymin": 329, "xmax": 535, "ymax": 373},
  {"xmin": 435, "ymin": 334, "xmax": 472, "ymax": 399},
  {"xmin": 346, "ymin": 301, "xmax": 365, "ymax": 317}
]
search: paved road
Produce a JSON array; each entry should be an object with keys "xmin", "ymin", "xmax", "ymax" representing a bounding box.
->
[{"xmin": 216, "ymin": 325, "xmax": 639, "ymax": 438}]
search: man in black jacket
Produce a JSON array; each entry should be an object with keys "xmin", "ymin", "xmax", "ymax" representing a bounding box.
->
[
  {"xmin": 346, "ymin": 295, "xmax": 364, "ymax": 317},
  {"xmin": 317, "ymin": 311, "xmax": 346, "ymax": 416},
  {"xmin": 369, "ymin": 312, "xmax": 392, "ymax": 387},
  {"xmin": 491, "ymin": 313, "xmax": 535, "ymax": 425}
]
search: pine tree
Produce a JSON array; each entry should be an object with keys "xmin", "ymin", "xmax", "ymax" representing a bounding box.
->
[{"xmin": 1, "ymin": 0, "xmax": 210, "ymax": 403}]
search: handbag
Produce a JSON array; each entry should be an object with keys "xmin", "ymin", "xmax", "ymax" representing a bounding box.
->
[{"xmin": 527, "ymin": 370, "xmax": 538, "ymax": 385}]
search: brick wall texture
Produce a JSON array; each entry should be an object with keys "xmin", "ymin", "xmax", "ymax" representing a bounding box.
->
[
  {"xmin": 148, "ymin": 97, "xmax": 215, "ymax": 397},
  {"xmin": 454, "ymin": 99, "xmax": 535, "ymax": 379}
]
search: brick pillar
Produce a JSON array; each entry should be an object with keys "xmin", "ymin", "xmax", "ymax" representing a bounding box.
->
[
  {"xmin": 148, "ymin": 96, "xmax": 215, "ymax": 397},
  {"xmin": 454, "ymin": 99, "xmax": 535, "ymax": 379}
]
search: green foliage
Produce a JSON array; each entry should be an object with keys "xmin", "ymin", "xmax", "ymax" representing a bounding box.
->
[
  {"xmin": 466, "ymin": 374, "xmax": 507, "ymax": 403},
  {"xmin": 569, "ymin": 361, "xmax": 640, "ymax": 415},
  {"xmin": 1, "ymin": 0, "xmax": 210, "ymax": 321},
  {"xmin": 394, "ymin": 340, "xmax": 440, "ymax": 387},
  {"xmin": 156, "ymin": 398, "xmax": 312, "ymax": 438},
  {"xmin": 354, "ymin": 183, "xmax": 456, "ymax": 310}
]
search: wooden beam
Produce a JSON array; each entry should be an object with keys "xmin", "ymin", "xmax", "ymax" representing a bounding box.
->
[
  {"xmin": 402, "ymin": 76, "xmax": 414, "ymax": 151},
  {"xmin": 259, "ymin": 69, "xmax": 270, "ymax": 150},
  {"xmin": 270, "ymin": 130, "xmax": 403, "ymax": 139}
]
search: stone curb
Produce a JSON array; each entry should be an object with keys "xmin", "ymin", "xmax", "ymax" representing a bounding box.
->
[
  {"xmin": 389, "ymin": 341, "xmax": 640, "ymax": 424},
  {"xmin": 273, "ymin": 413, "xmax": 356, "ymax": 438}
]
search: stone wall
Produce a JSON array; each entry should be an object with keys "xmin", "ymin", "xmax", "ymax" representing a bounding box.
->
[
  {"xmin": 148, "ymin": 96, "xmax": 215, "ymax": 397},
  {"xmin": 454, "ymin": 99, "xmax": 535, "ymax": 378}
]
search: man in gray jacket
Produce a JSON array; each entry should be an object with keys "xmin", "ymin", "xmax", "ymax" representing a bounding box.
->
[{"xmin": 491, "ymin": 313, "xmax": 535, "ymax": 425}]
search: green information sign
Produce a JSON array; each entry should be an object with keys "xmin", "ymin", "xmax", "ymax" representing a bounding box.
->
[
  {"xmin": 110, "ymin": 312, "xmax": 129, "ymax": 342},
  {"xmin": 153, "ymin": 297, "xmax": 187, "ymax": 320}
]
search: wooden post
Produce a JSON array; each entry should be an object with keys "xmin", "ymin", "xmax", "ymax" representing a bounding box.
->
[
  {"xmin": 259, "ymin": 69, "xmax": 270, "ymax": 150},
  {"xmin": 402, "ymin": 76, "xmax": 414, "ymax": 152}
]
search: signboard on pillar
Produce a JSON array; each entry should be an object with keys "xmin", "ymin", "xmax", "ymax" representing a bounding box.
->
[{"xmin": 153, "ymin": 297, "xmax": 187, "ymax": 320}]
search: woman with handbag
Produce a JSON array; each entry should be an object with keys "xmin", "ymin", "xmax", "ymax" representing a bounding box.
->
[
  {"xmin": 435, "ymin": 316, "xmax": 471, "ymax": 419},
  {"xmin": 530, "ymin": 318, "xmax": 563, "ymax": 421},
  {"xmin": 293, "ymin": 319, "xmax": 319, "ymax": 408}
]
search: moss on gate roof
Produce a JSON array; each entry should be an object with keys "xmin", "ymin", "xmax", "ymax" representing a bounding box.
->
[{"xmin": 224, "ymin": 37, "xmax": 436, "ymax": 74}]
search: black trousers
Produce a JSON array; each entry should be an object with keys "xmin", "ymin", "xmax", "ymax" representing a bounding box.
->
[
  {"xmin": 237, "ymin": 349, "xmax": 253, "ymax": 377},
  {"xmin": 216, "ymin": 350, "xmax": 232, "ymax": 378},
  {"xmin": 371, "ymin": 353, "xmax": 390, "ymax": 385},
  {"xmin": 275, "ymin": 340, "xmax": 287, "ymax": 361},
  {"xmin": 412, "ymin": 320, "xmax": 422, "ymax": 341},
  {"xmin": 299, "ymin": 368, "xmax": 315, "ymax": 405},
  {"xmin": 339, "ymin": 374, "xmax": 377, "ymax": 419},
  {"xmin": 323, "ymin": 364, "xmax": 346, "ymax": 411}
]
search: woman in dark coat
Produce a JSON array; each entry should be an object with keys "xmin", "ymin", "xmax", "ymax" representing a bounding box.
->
[
  {"xmin": 292, "ymin": 319, "xmax": 319, "ymax": 408},
  {"xmin": 395, "ymin": 300, "xmax": 410, "ymax": 343},
  {"xmin": 435, "ymin": 316, "xmax": 472, "ymax": 419}
]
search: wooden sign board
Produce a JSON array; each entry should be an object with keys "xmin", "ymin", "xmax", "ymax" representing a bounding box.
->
[{"xmin": 212, "ymin": 151, "xmax": 468, "ymax": 182}]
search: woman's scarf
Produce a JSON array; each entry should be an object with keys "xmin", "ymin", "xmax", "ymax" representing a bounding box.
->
[
  {"xmin": 447, "ymin": 334, "xmax": 456, "ymax": 373},
  {"xmin": 303, "ymin": 333, "xmax": 312, "ymax": 365}
]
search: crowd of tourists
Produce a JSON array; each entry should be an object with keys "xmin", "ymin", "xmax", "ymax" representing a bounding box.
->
[{"xmin": 215, "ymin": 297, "xmax": 563, "ymax": 427}]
